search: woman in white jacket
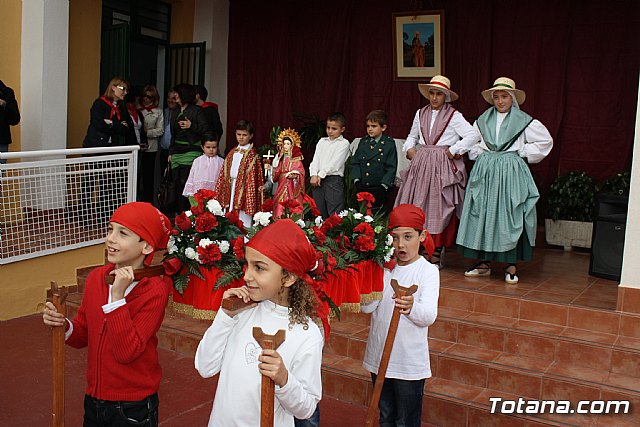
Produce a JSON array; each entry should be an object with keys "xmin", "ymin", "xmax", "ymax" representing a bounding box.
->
[{"xmin": 139, "ymin": 85, "xmax": 164, "ymax": 203}]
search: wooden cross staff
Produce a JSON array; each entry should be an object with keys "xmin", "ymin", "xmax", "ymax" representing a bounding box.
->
[
  {"xmin": 253, "ymin": 327, "xmax": 286, "ymax": 427},
  {"xmin": 104, "ymin": 264, "xmax": 165, "ymax": 284},
  {"xmin": 364, "ymin": 279, "xmax": 418, "ymax": 427},
  {"xmin": 50, "ymin": 281, "xmax": 68, "ymax": 427}
]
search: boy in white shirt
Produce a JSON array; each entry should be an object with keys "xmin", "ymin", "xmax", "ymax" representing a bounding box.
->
[
  {"xmin": 361, "ymin": 204, "xmax": 440, "ymax": 427},
  {"xmin": 309, "ymin": 112, "xmax": 351, "ymax": 218}
]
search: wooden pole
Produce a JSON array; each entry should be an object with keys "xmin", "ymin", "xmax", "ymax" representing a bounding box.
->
[
  {"xmin": 364, "ymin": 279, "xmax": 418, "ymax": 427},
  {"xmin": 252, "ymin": 327, "xmax": 286, "ymax": 427},
  {"xmin": 50, "ymin": 281, "xmax": 68, "ymax": 427}
]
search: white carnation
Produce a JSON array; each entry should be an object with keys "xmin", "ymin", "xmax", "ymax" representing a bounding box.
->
[
  {"xmin": 206, "ymin": 199, "xmax": 224, "ymax": 216},
  {"xmin": 364, "ymin": 215, "xmax": 374, "ymax": 223},
  {"xmin": 217, "ymin": 240, "xmax": 230, "ymax": 254},
  {"xmin": 315, "ymin": 216, "xmax": 324, "ymax": 226},
  {"xmin": 259, "ymin": 212, "xmax": 272, "ymax": 226},
  {"xmin": 295, "ymin": 219, "xmax": 306, "ymax": 228},
  {"xmin": 185, "ymin": 210, "xmax": 193, "ymax": 217},
  {"xmin": 185, "ymin": 247, "xmax": 197, "ymax": 259},
  {"xmin": 167, "ymin": 237, "xmax": 178, "ymax": 254},
  {"xmin": 199, "ymin": 238, "xmax": 213, "ymax": 248},
  {"xmin": 386, "ymin": 234, "xmax": 393, "ymax": 246},
  {"xmin": 338, "ymin": 210, "xmax": 349, "ymax": 218},
  {"xmin": 353, "ymin": 213, "xmax": 363, "ymax": 220},
  {"xmin": 253, "ymin": 211, "xmax": 273, "ymax": 227}
]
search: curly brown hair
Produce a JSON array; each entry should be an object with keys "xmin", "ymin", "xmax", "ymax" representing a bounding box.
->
[{"xmin": 282, "ymin": 271, "xmax": 317, "ymax": 330}]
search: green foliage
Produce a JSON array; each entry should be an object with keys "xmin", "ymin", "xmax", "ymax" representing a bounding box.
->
[
  {"xmin": 596, "ymin": 171, "xmax": 631, "ymax": 197},
  {"xmin": 546, "ymin": 171, "xmax": 595, "ymax": 222},
  {"xmin": 342, "ymin": 156, "xmax": 358, "ymax": 209},
  {"xmin": 293, "ymin": 113, "xmax": 325, "ymax": 150}
]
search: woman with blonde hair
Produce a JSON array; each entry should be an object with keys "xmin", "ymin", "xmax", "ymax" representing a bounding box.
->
[
  {"xmin": 81, "ymin": 77, "xmax": 137, "ymax": 224},
  {"xmin": 83, "ymin": 76, "xmax": 136, "ymax": 148}
]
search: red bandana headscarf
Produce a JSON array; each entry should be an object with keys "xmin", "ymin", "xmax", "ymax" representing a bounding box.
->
[
  {"xmin": 246, "ymin": 219, "xmax": 330, "ymax": 338},
  {"xmin": 388, "ymin": 204, "xmax": 435, "ymax": 257},
  {"xmin": 110, "ymin": 202, "xmax": 171, "ymax": 266}
]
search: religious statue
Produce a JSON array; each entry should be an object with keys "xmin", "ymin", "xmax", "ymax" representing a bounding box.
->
[{"xmin": 267, "ymin": 128, "xmax": 306, "ymax": 217}]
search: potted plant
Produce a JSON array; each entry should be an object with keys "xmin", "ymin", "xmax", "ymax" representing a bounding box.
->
[{"xmin": 545, "ymin": 171, "xmax": 595, "ymax": 250}]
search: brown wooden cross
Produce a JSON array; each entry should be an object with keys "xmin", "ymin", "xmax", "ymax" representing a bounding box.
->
[
  {"xmin": 364, "ymin": 279, "xmax": 418, "ymax": 427},
  {"xmin": 49, "ymin": 281, "xmax": 68, "ymax": 427},
  {"xmin": 104, "ymin": 264, "xmax": 165, "ymax": 284},
  {"xmin": 252, "ymin": 327, "xmax": 286, "ymax": 427},
  {"xmin": 220, "ymin": 295, "xmax": 255, "ymax": 312}
]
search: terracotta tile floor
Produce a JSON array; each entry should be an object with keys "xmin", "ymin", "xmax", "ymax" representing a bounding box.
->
[
  {"xmin": 0, "ymin": 314, "xmax": 395, "ymax": 426},
  {"xmin": 439, "ymin": 247, "xmax": 619, "ymax": 311}
]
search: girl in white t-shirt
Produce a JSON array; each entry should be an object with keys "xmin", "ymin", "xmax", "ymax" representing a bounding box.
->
[{"xmin": 195, "ymin": 219, "xmax": 325, "ymax": 427}]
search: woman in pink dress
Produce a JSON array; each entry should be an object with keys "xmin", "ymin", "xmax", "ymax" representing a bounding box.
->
[{"xmin": 270, "ymin": 128, "xmax": 306, "ymax": 217}]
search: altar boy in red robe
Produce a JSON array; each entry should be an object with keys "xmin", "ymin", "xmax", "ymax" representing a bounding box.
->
[{"xmin": 214, "ymin": 119, "xmax": 264, "ymax": 228}]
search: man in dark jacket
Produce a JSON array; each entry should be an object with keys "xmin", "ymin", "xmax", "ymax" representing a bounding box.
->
[
  {"xmin": 193, "ymin": 84, "xmax": 223, "ymax": 145},
  {"xmin": 0, "ymin": 80, "xmax": 20, "ymax": 163}
]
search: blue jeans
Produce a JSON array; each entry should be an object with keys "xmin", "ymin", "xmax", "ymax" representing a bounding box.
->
[
  {"xmin": 371, "ymin": 373, "xmax": 425, "ymax": 427},
  {"xmin": 83, "ymin": 393, "xmax": 159, "ymax": 427},
  {"xmin": 294, "ymin": 405, "xmax": 320, "ymax": 427}
]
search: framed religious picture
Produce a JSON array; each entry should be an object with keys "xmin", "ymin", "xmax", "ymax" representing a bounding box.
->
[{"xmin": 392, "ymin": 10, "xmax": 444, "ymax": 80}]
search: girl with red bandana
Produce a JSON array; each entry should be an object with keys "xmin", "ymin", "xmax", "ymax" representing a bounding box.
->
[{"xmin": 195, "ymin": 219, "xmax": 324, "ymax": 427}]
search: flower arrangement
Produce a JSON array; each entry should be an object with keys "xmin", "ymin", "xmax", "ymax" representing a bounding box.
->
[
  {"xmin": 250, "ymin": 192, "xmax": 394, "ymax": 272},
  {"xmin": 164, "ymin": 189, "xmax": 246, "ymax": 294}
]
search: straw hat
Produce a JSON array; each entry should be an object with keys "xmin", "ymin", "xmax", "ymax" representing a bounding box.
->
[
  {"xmin": 418, "ymin": 75, "xmax": 459, "ymax": 102},
  {"xmin": 481, "ymin": 77, "xmax": 526, "ymax": 105}
]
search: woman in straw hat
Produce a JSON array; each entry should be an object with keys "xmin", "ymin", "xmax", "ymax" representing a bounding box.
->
[
  {"xmin": 456, "ymin": 77, "xmax": 553, "ymax": 284},
  {"xmin": 395, "ymin": 75, "xmax": 478, "ymax": 269}
]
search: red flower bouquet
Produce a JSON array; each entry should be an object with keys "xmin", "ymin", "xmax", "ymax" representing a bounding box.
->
[{"xmin": 164, "ymin": 189, "xmax": 246, "ymax": 293}]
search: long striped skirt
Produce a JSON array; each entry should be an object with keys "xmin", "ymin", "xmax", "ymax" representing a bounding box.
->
[
  {"xmin": 395, "ymin": 145, "xmax": 466, "ymax": 247},
  {"xmin": 456, "ymin": 151, "xmax": 538, "ymax": 263}
]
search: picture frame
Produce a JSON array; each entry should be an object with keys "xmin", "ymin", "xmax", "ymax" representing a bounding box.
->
[{"xmin": 392, "ymin": 10, "xmax": 444, "ymax": 81}]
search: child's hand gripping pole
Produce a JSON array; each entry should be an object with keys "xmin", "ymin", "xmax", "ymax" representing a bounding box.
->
[
  {"xmin": 104, "ymin": 264, "xmax": 166, "ymax": 284},
  {"xmin": 49, "ymin": 281, "xmax": 68, "ymax": 427},
  {"xmin": 252, "ymin": 327, "xmax": 286, "ymax": 427},
  {"xmin": 365, "ymin": 279, "xmax": 418, "ymax": 427}
]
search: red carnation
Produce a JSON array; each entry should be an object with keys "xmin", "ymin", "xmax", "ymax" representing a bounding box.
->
[
  {"xmin": 321, "ymin": 213, "xmax": 342, "ymax": 232},
  {"xmin": 261, "ymin": 198, "xmax": 274, "ymax": 212},
  {"xmin": 312, "ymin": 227, "xmax": 327, "ymax": 245},
  {"xmin": 325, "ymin": 252, "xmax": 337, "ymax": 270},
  {"xmin": 232, "ymin": 236, "xmax": 245, "ymax": 260},
  {"xmin": 194, "ymin": 189, "xmax": 217, "ymax": 203},
  {"xmin": 281, "ymin": 199, "xmax": 303, "ymax": 215},
  {"xmin": 197, "ymin": 244, "xmax": 222, "ymax": 264},
  {"xmin": 354, "ymin": 235, "xmax": 376, "ymax": 252},
  {"xmin": 225, "ymin": 211, "xmax": 246, "ymax": 233},
  {"xmin": 162, "ymin": 257, "xmax": 184, "ymax": 276},
  {"xmin": 170, "ymin": 229, "xmax": 180, "ymax": 236},
  {"xmin": 356, "ymin": 191, "xmax": 375, "ymax": 208},
  {"xmin": 195, "ymin": 212, "xmax": 218, "ymax": 233},
  {"xmin": 354, "ymin": 222, "xmax": 375, "ymax": 238},
  {"xmin": 190, "ymin": 203, "xmax": 205, "ymax": 216},
  {"xmin": 175, "ymin": 212, "xmax": 192, "ymax": 231},
  {"xmin": 303, "ymin": 194, "xmax": 321, "ymax": 217}
]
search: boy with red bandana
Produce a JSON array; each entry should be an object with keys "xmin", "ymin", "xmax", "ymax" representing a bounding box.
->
[
  {"xmin": 43, "ymin": 202, "xmax": 172, "ymax": 426},
  {"xmin": 361, "ymin": 204, "xmax": 440, "ymax": 427}
]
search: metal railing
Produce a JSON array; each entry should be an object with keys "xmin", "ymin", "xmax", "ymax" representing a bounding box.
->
[{"xmin": 0, "ymin": 146, "xmax": 139, "ymax": 264}]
